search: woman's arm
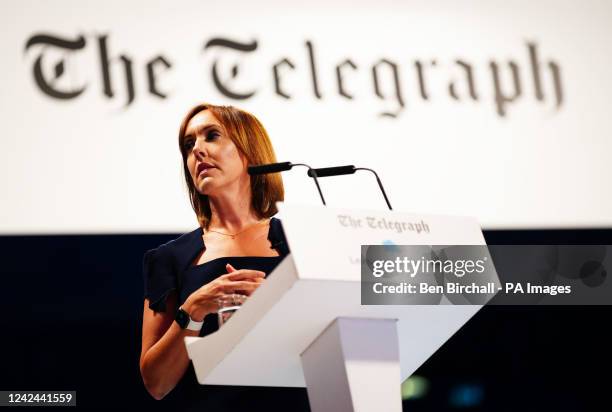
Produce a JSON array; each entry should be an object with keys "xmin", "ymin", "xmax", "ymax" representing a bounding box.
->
[
  {"xmin": 139, "ymin": 292, "xmax": 199, "ymax": 400},
  {"xmin": 139, "ymin": 266, "xmax": 265, "ymax": 400}
]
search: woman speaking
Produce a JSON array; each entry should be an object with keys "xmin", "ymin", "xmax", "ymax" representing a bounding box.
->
[{"xmin": 139, "ymin": 103, "xmax": 309, "ymax": 410}]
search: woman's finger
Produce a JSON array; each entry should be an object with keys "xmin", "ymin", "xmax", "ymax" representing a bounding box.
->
[
  {"xmin": 226, "ymin": 269, "xmax": 265, "ymax": 280},
  {"xmin": 222, "ymin": 280, "xmax": 263, "ymax": 295}
]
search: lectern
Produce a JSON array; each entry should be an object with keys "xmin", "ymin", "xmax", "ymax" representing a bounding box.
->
[{"xmin": 185, "ymin": 203, "xmax": 496, "ymax": 411}]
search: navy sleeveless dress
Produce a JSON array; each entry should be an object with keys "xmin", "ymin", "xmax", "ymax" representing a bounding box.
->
[{"xmin": 142, "ymin": 217, "xmax": 310, "ymax": 411}]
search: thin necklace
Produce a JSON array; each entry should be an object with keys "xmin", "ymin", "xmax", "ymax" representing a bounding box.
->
[{"xmin": 205, "ymin": 218, "xmax": 269, "ymax": 240}]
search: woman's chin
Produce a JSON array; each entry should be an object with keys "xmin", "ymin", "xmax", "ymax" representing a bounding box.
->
[{"xmin": 197, "ymin": 180, "xmax": 218, "ymax": 196}]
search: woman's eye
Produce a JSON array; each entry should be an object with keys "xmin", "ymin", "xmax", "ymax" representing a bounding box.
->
[
  {"xmin": 206, "ymin": 131, "xmax": 220, "ymax": 141},
  {"xmin": 183, "ymin": 140, "xmax": 195, "ymax": 151}
]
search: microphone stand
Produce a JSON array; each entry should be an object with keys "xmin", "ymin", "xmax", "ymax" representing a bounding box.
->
[{"xmin": 307, "ymin": 165, "xmax": 392, "ymax": 210}]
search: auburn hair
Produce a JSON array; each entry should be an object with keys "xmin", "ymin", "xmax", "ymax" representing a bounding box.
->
[{"xmin": 178, "ymin": 103, "xmax": 284, "ymax": 229}]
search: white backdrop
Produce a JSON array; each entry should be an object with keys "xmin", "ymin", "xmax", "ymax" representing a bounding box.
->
[{"xmin": 1, "ymin": 0, "xmax": 611, "ymax": 233}]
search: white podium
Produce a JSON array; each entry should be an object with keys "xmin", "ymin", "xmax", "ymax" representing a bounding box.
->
[{"xmin": 185, "ymin": 204, "xmax": 495, "ymax": 411}]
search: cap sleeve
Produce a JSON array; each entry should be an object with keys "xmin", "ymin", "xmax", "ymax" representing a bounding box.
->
[
  {"xmin": 268, "ymin": 217, "xmax": 291, "ymax": 257},
  {"xmin": 142, "ymin": 244, "xmax": 177, "ymax": 313}
]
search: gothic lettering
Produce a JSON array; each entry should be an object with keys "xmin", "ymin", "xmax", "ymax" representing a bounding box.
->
[
  {"xmin": 24, "ymin": 33, "xmax": 87, "ymax": 99},
  {"xmin": 336, "ymin": 59, "xmax": 357, "ymax": 99},
  {"xmin": 372, "ymin": 59, "xmax": 405, "ymax": 118},
  {"xmin": 203, "ymin": 37, "xmax": 258, "ymax": 100}
]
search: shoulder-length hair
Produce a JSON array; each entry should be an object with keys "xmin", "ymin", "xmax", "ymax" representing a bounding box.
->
[{"xmin": 177, "ymin": 103, "xmax": 284, "ymax": 229}]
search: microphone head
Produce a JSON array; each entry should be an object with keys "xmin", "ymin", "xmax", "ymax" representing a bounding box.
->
[
  {"xmin": 307, "ymin": 165, "xmax": 356, "ymax": 178},
  {"xmin": 248, "ymin": 162, "xmax": 293, "ymax": 175}
]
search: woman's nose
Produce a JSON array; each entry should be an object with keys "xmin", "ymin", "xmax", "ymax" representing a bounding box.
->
[{"xmin": 193, "ymin": 138, "xmax": 209, "ymax": 159}]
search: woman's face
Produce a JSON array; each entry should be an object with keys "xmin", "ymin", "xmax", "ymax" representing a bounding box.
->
[{"xmin": 183, "ymin": 110, "xmax": 248, "ymax": 196}]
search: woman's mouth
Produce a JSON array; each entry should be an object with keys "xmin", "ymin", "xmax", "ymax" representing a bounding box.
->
[
  {"xmin": 196, "ymin": 162, "xmax": 216, "ymax": 176},
  {"xmin": 199, "ymin": 167, "xmax": 215, "ymax": 177}
]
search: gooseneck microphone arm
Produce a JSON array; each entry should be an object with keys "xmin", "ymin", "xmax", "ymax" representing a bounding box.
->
[
  {"xmin": 248, "ymin": 162, "xmax": 327, "ymax": 205},
  {"xmin": 307, "ymin": 165, "xmax": 392, "ymax": 210},
  {"xmin": 354, "ymin": 167, "xmax": 393, "ymax": 211},
  {"xmin": 291, "ymin": 163, "xmax": 326, "ymax": 206}
]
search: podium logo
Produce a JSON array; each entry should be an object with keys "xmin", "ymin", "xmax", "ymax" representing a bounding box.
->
[{"xmin": 337, "ymin": 215, "xmax": 430, "ymax": 234}]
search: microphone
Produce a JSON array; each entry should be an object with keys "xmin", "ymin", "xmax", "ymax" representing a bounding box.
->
[
  {"xmin": 306, "ymin": 165, "xmax": 356, "ymax": 178},
  {"xmin": 247, "ymin": 162, "xmax": 293, "ymax": 175},
  {"xmin": 307, "ymin": 165, "xmax": 393, "ymax": 210},
  {"xmin": 248, "ymin": 162, "xmax": 326, "ymax": 205}
]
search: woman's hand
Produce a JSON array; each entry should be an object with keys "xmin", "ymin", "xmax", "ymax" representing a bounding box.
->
[{"xmin": 182, "ymin": 264, "xmax": 265, "ymax": 322}]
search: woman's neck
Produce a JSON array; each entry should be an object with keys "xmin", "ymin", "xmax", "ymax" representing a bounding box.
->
[{"xmin": 207, "ymin": 182, "xmax": 260, "ymax": 232}]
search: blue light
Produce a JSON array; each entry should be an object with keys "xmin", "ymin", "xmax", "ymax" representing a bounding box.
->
[
  {"xmin": 449, "ymin": 383, "xmax": 484, "ymax": 408},
  {"xmin": 382, "ymin": 239, "xmax": 400, "ymax": 252}
]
